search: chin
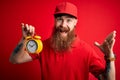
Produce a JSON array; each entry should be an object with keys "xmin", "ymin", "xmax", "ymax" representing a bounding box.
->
[{"xmin": 60, "ymin": 33, "xmax": 67, "ymax": 37}]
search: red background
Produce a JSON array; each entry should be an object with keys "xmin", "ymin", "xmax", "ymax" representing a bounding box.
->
[{"xmin": 0, "ymin": 0, "xmax": 120, "ymax": 80}]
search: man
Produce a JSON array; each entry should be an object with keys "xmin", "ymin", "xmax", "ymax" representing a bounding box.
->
[{"xmin": 10, "ymin": 2, "xmax": 116, "ymax": 80}]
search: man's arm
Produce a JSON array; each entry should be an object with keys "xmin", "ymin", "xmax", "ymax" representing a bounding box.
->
[
  {"xmin": 95, "ymin": 31, "xmax": 116, "ymax": 80},
  {"xmin": 97, "ymin": 53, "xmax": 115, "ymax": 80},
  {"xmin": 106, "ymin": 54, "xmax": 115, "ymax": 80},
  {"xmin": 9, "ymin": 38, "xmax": 33, "ymax": 64},
  {"xmin": 9, "ymin": 23, "xmax": 35, "ymax": 64}
]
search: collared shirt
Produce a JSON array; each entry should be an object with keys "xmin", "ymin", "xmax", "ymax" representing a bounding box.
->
[{"xmin": 30, "ymin": 36, "xmax": 105, "ymax": 80}]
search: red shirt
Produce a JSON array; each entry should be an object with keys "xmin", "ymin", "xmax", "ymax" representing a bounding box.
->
[{"xmin": 31, "ymin": 36, "xmax": 105, "ymax": 80}]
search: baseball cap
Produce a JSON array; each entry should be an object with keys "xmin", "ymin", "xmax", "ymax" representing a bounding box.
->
[{"xmin": 54, "ymin": 2, "xmax": 78, "ymax": 18}]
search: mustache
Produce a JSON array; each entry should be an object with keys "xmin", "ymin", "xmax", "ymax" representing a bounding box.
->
[{"xmin": 56, "ymin": 26, "xmax": 70, "ymax": 33}]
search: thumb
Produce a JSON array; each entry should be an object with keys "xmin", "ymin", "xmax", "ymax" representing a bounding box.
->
[{"xmin": 94, "ymin": 41, "xmax": 101, "ymax": 48}]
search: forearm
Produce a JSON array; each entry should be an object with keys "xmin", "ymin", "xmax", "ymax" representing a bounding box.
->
[
  {"xmin": 107, "ymin": 61, "xmax": 115, "ymax": 80},
  {"xmin": 98, "ymin": 53, "xmax": 116, "ymax": 80},
  {"xmin": 9, "ymin": 38, "xmax": 32, "ymax": 64},
  {"xmin": 105, "ymin": 53, "xmax": 116, "ymax": 80},
  {"xmin": 95, "ymin": 31, "xmax": 116, "ymax": 80},
  {"xmin": 10, "ymin": 38, "xmax": 25, "ymax": 63}
]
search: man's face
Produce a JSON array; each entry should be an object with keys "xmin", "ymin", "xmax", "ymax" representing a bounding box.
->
[
  {"xmin": 50, "ymin": 15, "xmax": 77, "ymax": 52},
  {"xmin": 54, "ymin": 15, "xmax": 77, "ymax": 38}
]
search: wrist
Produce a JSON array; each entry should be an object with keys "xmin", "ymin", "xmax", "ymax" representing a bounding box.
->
[{"xmin": 105, "ymin": 53, "xmax": 116, "ymax": 62}]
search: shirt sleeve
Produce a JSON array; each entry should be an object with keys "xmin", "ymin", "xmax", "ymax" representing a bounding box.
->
[
  {"xmin": 88, "ymin": 47, "xmax": 105, "ymax": 77},
  {"xmin": 29, "ymin": 53, "xmax": 39, "ymax": 60}
]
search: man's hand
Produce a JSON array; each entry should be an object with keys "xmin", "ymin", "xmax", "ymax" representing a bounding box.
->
[
  {"xmin": 94, "ymin": 31, "xmax": 116, "ymax": 58},
  {"xmin": 21, "ymin": 23, "xmax": 35, "ymax": 38}
]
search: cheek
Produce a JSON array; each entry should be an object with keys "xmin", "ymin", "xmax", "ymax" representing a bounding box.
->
[
  {"xmin": 68, "ymin": 24, "xmax": 75, "ymax": 31},
  {"xmin": 70, "ymin": 27, "xmax": 74, "ymax": 31},
  {"xmin": 55, "ymin": 21, "xmax": 61, "ymax": 27}
]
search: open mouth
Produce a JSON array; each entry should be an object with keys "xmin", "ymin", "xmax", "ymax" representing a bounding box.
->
[
  {"xmin": 59, "ymin": 27, "xmax": 70, "ymax": 37},
  {"xmin": 60, "ymin": 29, "xmax": 68, "ymax": 33},
  {"xmin": 58, "ymin": 26, "xmax": 70, "ymax": 33}
]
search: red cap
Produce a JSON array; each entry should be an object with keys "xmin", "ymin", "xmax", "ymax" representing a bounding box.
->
[{"xmin": 54, "ymin": 2, "xmax": 78, "ymax": 18}]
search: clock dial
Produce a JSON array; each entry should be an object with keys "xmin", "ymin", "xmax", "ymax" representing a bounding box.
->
[{"xmin": 26, "ymin": 40, "xmax": 37, "ymax": 53}]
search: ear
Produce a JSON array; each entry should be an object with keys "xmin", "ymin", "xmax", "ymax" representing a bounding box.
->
[{"xmin": 74, "ymin": 19, "xmax": 78, "ymax": 26}]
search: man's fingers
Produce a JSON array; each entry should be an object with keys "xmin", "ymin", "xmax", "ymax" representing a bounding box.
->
[
  {"xmin": 32, "ymin": 26, "xmax": 35, "ymax": 36},
  {"xmin": 108, "ymin": 39, "xmax": 115, "ymax": 50},
  {"xmin": 21, "ymin": 23, "xmax": 24, "ymax": 27},
  {"xmin": 25, "ymin": 24, "xmax": 29, "ymax": 31},
  {"xmin": 111, "ymin": 39, "xmax": 115, "ymax": 49},
  {"xmin": 29, "ymin": 25, "xmax": 35, "ymax": 36},
  {"xmin": 113, "ymin": 30, "xmax": 116, "ymax": 39},
  {"xmin": 21, "ymin": 23, "xmax": 35, "ymax": 36},
  {"xmin": 106, "ymin": 30, "xmax": 116, "ymax": 42},
  {"xmin": 29, "ymin": 25, "xmax": 32, "ymax": 33},
  {"xmin": 21, "ymin": 23, "xmax": 25, "ymax": 30}
]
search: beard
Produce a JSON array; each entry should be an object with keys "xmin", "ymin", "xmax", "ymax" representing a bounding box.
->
[{"xmin": 50, "ymin": 26, "xmax": 76, "ymax": 52}]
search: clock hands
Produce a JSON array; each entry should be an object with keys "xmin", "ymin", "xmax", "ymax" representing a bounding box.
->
[{"xmin": 29, "ymin": 44, "xmax": 35, "ymax": 47}]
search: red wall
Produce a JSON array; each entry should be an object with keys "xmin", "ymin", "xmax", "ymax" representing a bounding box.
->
[{"xmin": 0, "ymin": 0, "xmax": 120, "ymax": 80}]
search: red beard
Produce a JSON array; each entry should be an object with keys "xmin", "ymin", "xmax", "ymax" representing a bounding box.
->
[{"xmin": 50, "ymin": 26, "xmax": 76, "ymax": 52}]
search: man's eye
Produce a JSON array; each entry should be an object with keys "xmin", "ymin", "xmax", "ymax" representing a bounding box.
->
[{"xmin": 67, "ymin": 19, "xmax": 72, "ymax": 22}]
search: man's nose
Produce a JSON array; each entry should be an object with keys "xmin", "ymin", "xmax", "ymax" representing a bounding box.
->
[{"xmin": 61, "ymin": 21, "xmax": 67, "ymax": 27}]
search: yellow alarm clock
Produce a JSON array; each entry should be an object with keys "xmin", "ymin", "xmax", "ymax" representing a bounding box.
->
[{"xmin": 25, "ymin": 35, "xmax": 43, "ymax": 54}]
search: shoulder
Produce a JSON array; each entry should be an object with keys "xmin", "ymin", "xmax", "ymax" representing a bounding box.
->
[{"xmin": 72, "ymin": 36, "xmax": 94, "ymax": 51}]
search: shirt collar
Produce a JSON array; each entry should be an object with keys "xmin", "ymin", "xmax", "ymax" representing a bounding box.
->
[{"xmin": 71, "ymin": 35, "xmax": 80, "ymax": 48}]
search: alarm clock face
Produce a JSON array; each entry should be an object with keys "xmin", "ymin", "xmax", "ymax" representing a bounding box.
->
[{"xmin": 26, "ymin": 40, "xmax": 38, "ymax": 53}]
